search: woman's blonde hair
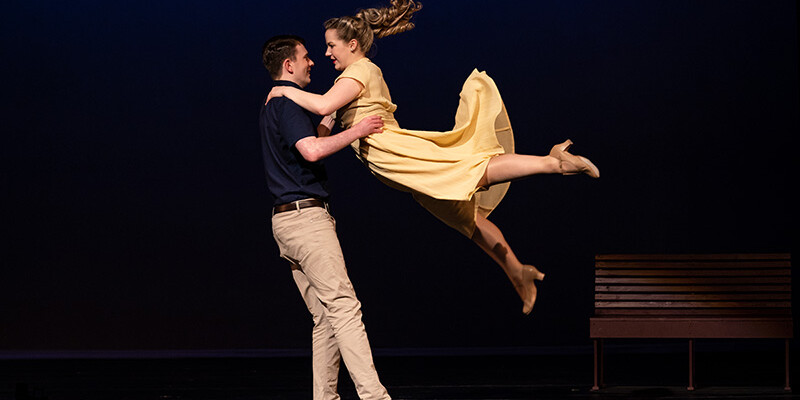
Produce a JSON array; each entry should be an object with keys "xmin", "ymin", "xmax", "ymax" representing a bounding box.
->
[{"xmin": 324, "ymin": 0, "xmax": 422, "ymax": 54}]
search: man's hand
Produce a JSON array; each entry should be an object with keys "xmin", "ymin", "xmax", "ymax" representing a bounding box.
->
[
  {"xmin": 296, "ymin": 115, "xmax": 383, "ymax": 162},
  {"xmin": 351, "ymin": 115, "xmax": 384, "ymax": 139},
  {"xmin": 265, "ymin": 86, "xmax": 286, "ymax": 105}
]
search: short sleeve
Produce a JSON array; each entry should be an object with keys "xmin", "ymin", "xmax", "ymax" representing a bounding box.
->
[
  {"xmin": 278, "ymin": 101, "xmax": 316, "ymax": 147},
  {"xmin": 335, "ymin": 60, "xmax": 371, "ymax": 88}
]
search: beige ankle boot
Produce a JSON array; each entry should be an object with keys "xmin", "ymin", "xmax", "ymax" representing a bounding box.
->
[{"xmin": 549, "ymin": 139, "xmax": 600, "ymax": 178}]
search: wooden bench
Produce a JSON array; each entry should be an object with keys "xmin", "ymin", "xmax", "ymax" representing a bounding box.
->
[{"xmin": 590, "ymin": 253, "xmax": 792, "ymax": 391}]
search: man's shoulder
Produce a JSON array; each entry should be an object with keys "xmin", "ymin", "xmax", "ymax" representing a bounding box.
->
[
  {"xmin": 263, "ymin": 96, "xmax": 304, "ymax": 123},
  {"xmin": 266, "ymin": 95, "xmax": 305, "ymax": 113},
  {"xmin": 264, "ymin": 96, "xmax": 316, "ymax": 133}
]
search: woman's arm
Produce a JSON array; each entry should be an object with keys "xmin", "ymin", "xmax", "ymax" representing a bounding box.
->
[{"xmin": 268, "ymin": 78, "xmax": 362, "ymax": 116}]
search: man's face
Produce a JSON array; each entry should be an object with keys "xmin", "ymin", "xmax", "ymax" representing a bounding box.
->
[{"xmin": 289, "ymin": 44, "xmax": 314, "ymax": 87}]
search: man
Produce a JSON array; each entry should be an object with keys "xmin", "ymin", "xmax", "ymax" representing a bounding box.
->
[{"xmin": 259, "ymin": 35, "xmax": 390, "ymax": 400}]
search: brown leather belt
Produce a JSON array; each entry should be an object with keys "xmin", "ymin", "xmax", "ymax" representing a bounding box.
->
[{"xmin": 273, "ymin": 198, "xmax": 327, "ymax": 214}]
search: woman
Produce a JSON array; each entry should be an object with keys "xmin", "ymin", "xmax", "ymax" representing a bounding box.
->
[{"xmin": 267, "ymin": 0, "xmax": 599, "ymax": 314}]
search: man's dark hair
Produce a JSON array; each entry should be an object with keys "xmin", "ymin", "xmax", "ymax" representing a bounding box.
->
[{"xmin": 262, "ymin": 35, "xmax": 306, "ymax": 79}]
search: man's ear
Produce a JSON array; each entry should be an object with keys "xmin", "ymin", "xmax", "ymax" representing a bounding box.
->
[{"xmin": 283, "ymin": 58, "xmax": 293, "ymax": 74}]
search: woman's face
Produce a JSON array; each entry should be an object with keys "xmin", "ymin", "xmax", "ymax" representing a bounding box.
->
[{"xmin": 325, "ymin": 29, "xmax": 355, "ymax": 71}]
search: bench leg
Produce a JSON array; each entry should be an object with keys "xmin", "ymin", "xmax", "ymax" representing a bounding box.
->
[
  {"xmin": 687, "ymin": 339, "xmax": 695, "ymax": 391},
  {"xmin": 786, "ymin": 339, "xmax": 791, "ymax": 391},
  {"xmin": 600, "ymin": 339, "xmax": 605, "ymax": 388},
  {"xmin": 592, "ymin": 339, "xmax": 603, "ymax": 391}
]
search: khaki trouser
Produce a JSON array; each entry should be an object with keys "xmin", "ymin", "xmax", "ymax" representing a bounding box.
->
[{"xmin": 272, "ymin": 205, "xmax": 390, "ymax": 400}]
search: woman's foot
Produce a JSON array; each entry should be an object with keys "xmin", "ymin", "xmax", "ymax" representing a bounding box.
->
[
  {"xmin": 518, "ymin": 264, "xmax": 545, "ymax": 315},
  {"xmin": 549, "ymin": 139, "xmax": 600, "ymax": 178}
]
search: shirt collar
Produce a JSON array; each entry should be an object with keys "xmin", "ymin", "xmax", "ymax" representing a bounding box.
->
[{"xmin": 273, "ymin": 80, "xmax": 303, "ymax": 89}]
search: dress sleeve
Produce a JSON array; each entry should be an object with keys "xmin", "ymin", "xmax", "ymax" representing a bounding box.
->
[{"xmin": 334, "ymin": 61, "xmax": 371, "ymax": 88}]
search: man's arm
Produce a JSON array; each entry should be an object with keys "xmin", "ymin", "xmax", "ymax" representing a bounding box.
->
[{"xmin": 295, "ymin": 115, "xmax": 382, "ymax": 162}]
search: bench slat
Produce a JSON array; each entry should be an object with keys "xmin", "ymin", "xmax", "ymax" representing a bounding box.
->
[
  {"xmin": 594, "ymin": 308, "xmax": 792, "ymax": 316},
  {"xmin": 595, "ymin": 285, "xmax": 791, "ymax": 292},
  {"xmin": 596, "ymin": 253, "xmax": 790, "ymax": 261},
  {"xmin": 595, "ymin": 301, "xmax": 791, "ymax": 308},
  {"xmin": 596, "ymin": 260, "xmax": 790, "ymax": 269},
  {"xmin": 595, "ymin": 293, "xmax": 791, "ymax": 301},
  {"xmin": 595, "ymin": 277, "xmax": 790, "ymax": 284},
  {"xmin": 596, "ymin": 268, "xmax": 789, "ymax": 276}
]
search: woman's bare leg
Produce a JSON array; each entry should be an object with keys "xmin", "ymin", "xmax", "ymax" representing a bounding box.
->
[
  {"xmin": 476, "ymin": 140, "xmax": 600, "ymax": 188},
  {"xmin": 470, "ymin": 141, "xmax": 596, "ymax": 313},
  {"xmin": 476, "ymin": 154, "xmax": 560, "ymax": 188},
  {"xmin": 471, "ymin": 213, "xmax": 544, "ymax": 314}
]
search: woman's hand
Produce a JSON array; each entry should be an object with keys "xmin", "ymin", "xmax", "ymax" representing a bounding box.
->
[{"xmin": 265, "ymin": 86, "xmax": 286, "ymax": 105}]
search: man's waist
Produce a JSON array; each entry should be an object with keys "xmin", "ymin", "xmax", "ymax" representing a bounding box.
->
[{"xmin": 272, "ymin": 198, "xmax": 328, "ymax": 214}]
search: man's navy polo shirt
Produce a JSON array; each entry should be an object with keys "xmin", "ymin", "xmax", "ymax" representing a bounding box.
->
[{"xmin": 259, "ymin": 80, "xmax": 329, "ymax": 206}]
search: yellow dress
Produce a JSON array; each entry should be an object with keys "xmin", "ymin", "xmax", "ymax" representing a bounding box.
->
[{"xmin": 335, "ymin": 58, "xmax": 515, "ymax": 237}]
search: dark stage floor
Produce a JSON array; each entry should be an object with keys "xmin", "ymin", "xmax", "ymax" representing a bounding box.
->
[{"xmin": 2, "ymin": 346, "xmax": 797, "ymax": 400}]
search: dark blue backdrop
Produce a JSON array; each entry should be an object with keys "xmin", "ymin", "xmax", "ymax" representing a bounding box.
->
[{"xmin": 2, "ymin": 0, "xmax": 796, "ymax": 353}]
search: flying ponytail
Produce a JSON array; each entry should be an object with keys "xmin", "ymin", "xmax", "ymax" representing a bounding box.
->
[
  {"xmin": 325, "ymin": 0, "xmax": 422, "ymax": 54},
  {"xmin": 356, "ymin": 0, "xmax": 422, "ymax": 39}
]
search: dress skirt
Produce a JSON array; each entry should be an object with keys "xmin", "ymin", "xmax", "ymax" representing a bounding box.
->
[{"xmin": 351, "ymin": 69, "xmax": 515, "ymax": 237}]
